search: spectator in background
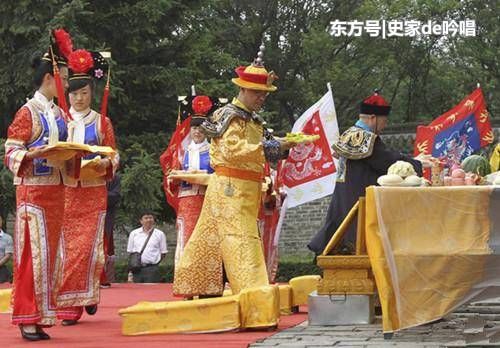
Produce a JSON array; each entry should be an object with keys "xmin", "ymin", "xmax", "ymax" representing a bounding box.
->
[
  {"xmin": 100, "ymin": 173, "xmax": 121, "ymax": 288},
  {"xmin": 127, "ymin": 212, "xmax": 167, "ymax": 283},
  {"xmin": 0, "ymin": 216, "xmax": 13, "ymax": 283}
]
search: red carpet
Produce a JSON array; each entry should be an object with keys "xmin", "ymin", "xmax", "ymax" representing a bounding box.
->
[{"xmin": 0, "ymin": 283, "xmax": 307, "ymax": 347}]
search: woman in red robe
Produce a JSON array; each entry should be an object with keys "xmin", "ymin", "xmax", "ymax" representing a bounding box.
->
[
  {"xmin": 55, "ymin": 50, "xmax": 119, "ymax": 325},
  {"xmin": 5, "ymin": 48, "xmax": 71, "ymax": 340}
]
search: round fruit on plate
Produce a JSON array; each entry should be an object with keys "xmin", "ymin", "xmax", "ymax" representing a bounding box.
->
[
  {"xmin": 403, "ymin": 175, "xmax": 422, "ymax": 187},
  {"xmin": 451, "ymin": 168, "xmax": 465, "ymax": 178},
  {"xmin": 377, "ymin": 174, "xmax": 404, "ymax": 186},
  {"xmin": 283, "ymin": 132, "xmax": 320, "ymax": 144},
  {"xmin": 493, "ymin": 174, "xmax": 500, "ymax": 186}
]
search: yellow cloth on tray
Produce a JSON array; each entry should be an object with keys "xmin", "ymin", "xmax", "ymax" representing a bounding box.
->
[
  {"xmin": 365, "ymin": 186, "xmax": 494, "ymax": 332},
  {"xmin": 168, "ymin": 172, "xmax": 211, "ymax": 186},
  {"xmin": 0, "ymin": 288, "xmax": 12, "ymax": 313},
  {"xmin": 79, "ymin": 156, "xmax": 107, "ymax": 180},
  {"xmin": 42, "ymin": 141, "xmax": 116, "ymax": 161}
]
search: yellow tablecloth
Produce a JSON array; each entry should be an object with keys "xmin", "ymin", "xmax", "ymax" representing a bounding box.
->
[{"xmin": 365, "ymin": 186, "xmax": 500, "ymax": 332}]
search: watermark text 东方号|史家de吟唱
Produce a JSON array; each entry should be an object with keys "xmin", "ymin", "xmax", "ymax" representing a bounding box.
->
[{"xmin": 329, "ymin": 19, "xmax": 476, "ymax": 38}]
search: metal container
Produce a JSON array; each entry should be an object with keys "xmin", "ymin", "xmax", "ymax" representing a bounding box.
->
[{"xmin": 308, "ymin": 291, "xmax": 374, "ymax": 325}]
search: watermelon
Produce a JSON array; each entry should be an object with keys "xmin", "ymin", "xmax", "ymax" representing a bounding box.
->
[{"xmin": 461, "ymin": 155, "xmax": 491, "ymax": 177}]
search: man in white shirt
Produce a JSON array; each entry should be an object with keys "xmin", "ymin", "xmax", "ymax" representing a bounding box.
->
[
  {"xmin": 127, "ymin": 212, "xmax": 167, "ymax": 283},
  {"xmin": 0, "ymin": 216, "xmax": 13, "ymax": 283}
]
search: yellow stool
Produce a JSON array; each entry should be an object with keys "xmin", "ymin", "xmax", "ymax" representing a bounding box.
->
[
  {"xmin": 289, "ymin": 275, "xmax": 321, "ymax": 308},
  {"xmin": 0, "ymin": 288, "xmax": 12, "ymax": 313},
  {"xmin": 119, "ymin": 295, "xmax": 241, "ymax": 335},
  {"xmin": 278, "ymin": 285, "xmax": 293, "ymax": 315},
  {"xmin": 239, "ymin": 285, "xmax": 280, "ymax": 329}
]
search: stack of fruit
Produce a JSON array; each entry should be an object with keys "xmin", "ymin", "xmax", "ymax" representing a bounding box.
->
[
  {"xmin": 444, "ymin": 155, "xmax": 491, "ymax": 186},
  {"xmin": 377, "ymin": 161, "xmax": 423, "ymax": 187}
]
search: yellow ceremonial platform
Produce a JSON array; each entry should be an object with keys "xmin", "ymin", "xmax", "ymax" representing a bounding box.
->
[
  {"xmin": 278, "ymin": 285, "xmax": 293, "ymax": 315},
  {"xmin": 316, "ymin": 197, "xmax": 376, "ymax": 297},
  {"xmin": 119, "ymin": 276, "xmax": 321, "ymax": 335},
  {"xmin": 121, "ymin": 294, "xmax": 241, "ymax": 335},
  {"xmin": 120, "ymin": 285, "xmax": 279, "ymax": 335},
  {"xmin": 0, "ymin": 288, "xmax": 11, "ymax": 313}
]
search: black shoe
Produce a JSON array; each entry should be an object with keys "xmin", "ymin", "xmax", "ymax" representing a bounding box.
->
[
  {"xmin": 61, "ymin": 319, "xmax": 78, "ymax": 326},
  {"xmin": 19, "ymin": 326, "xmax": 42, "ymax": 341},
  {"xmin": 85, "ymin": 305, "xmax": 98, "ymax": 315},
  {"xmin": 36, "ymin": 326, "xmax": 50, "ymax": 340}
]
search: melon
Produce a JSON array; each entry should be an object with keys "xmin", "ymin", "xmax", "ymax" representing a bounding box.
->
[{"xmin": 461, "ymin": 155, "xmax": 491, "ymax": 177}]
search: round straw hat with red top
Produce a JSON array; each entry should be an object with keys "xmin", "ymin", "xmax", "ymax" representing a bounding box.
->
[{"xmin": 232, "ymin": 44, "xmax": 278, "ymax": 92}]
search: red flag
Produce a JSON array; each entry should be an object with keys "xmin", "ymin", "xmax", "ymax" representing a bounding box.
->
[
  {"xmin": 282, "ymin": 110, "xmax": 336, "ymax": 187},
  {"xmin": 159, "ymin": 116, "xmax": 192, "ymax": 213},
  {"xmin": 281, "ymin": 89, "xmax": 339, "ymax": 208},
  {"xmin": 414, "ymin": 88, "xmax": 493, "ymax": 168}
]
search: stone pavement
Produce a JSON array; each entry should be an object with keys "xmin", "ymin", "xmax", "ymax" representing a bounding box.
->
[{"xmin": 250, "ymin": 300, "xmax": 500, "ymax": 348}]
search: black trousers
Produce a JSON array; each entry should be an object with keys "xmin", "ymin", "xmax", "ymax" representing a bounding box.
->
[
  {"xmin": 0, "ymin": 265, "xmax": 11, "ymax": 283},
  {"xmin": 132, "ymin": 264, "xmax": 160, "ymax": 283}
]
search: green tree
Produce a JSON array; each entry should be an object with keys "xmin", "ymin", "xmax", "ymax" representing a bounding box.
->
[{"xmin": 118, "ymin": 147, "xmax": 164, "ymax": 227}]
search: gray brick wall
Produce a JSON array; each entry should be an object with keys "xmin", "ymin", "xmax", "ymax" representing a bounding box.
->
[{"xmin": 278, "ymin": 195, "xmax": 331, "ymax": 255}]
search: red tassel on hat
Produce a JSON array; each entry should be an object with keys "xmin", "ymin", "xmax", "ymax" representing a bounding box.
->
[
  {"xmin": 49, "ymin": 45, "xmax": 72, "ymax": 121},
  {"xmin": 100, "ymin": 68, "xmax": 111, "ymax": 139}
]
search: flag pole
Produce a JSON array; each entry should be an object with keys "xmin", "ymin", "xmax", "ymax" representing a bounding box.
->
[{"xmin": 327, "ymin": 82, "xmax": 334, "ymax": 104}]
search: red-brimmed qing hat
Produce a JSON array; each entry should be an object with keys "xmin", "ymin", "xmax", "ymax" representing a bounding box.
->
[
  {"xmin": 232, "ymin": 44, "xmax": 278, "ymax": 92},
  {"xmin": 360, "ymin": 90, "xmax": 391, "ymax": 116}
]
